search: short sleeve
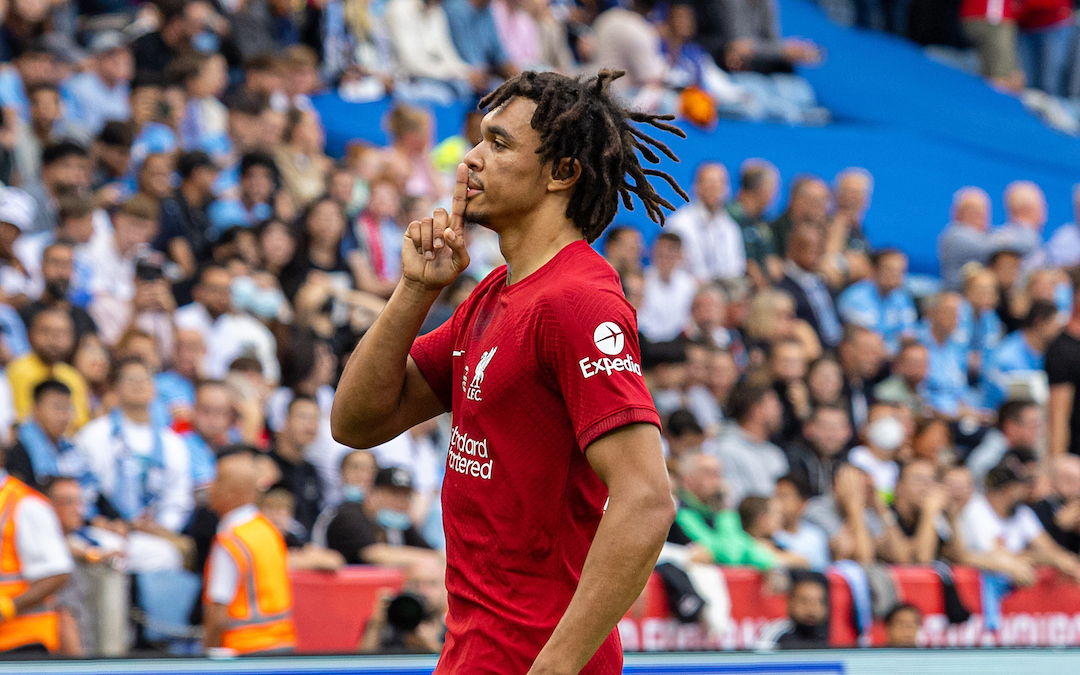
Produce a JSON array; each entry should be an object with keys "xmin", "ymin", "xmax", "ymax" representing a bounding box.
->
[
  {"xmin": 409, "ymin": 308, "xmax": 456, "ymax": 412},
  {"xmin": 539, "ymin": 287, "xmax": 661, "ymax": 450},
  {"xmin": 14, "ymin": 496, "xmax": 75, "ymax": 580},
  {"xmin": 1045, "ymin": 338, "xmax": 1078, "ymax": 386},
  {"xmin": 1017, "ymin": 505, "xmax": 1045, "ymax": 547},
  {"xmin": 326, "ymin": 506, "xmax": 381, "ymax": 565},
  {"xmin": 205, "ymin": 543, "xmax": 240, "ymax": 605}
]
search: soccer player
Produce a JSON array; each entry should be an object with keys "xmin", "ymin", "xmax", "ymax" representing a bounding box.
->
[{"xmin": 331, "ymin": 70, "xmax": 687, "ymax": 674}]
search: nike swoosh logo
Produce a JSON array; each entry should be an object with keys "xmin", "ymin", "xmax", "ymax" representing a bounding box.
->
[{"xmin": 452, "ymin": 351, "xmax": 465, "ymax": 357}]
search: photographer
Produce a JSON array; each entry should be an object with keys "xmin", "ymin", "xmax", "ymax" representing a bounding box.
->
[{"xmin": 359, "ymin": 556, "xmax": 447, "ymax": 654}]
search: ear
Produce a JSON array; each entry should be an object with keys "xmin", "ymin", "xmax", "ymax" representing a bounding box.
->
[{"xmin": 547, "ymin": 158, "xmax": 581, "ymax": 194}]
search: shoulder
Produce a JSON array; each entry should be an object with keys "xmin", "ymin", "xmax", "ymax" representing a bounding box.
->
[
  {"xmin": 535, "ymin": 244, "xmax": 630, "ymax": 316},
  {"xmin": 74, "ymin": 415, "xmax": 112, "ymax": 445}
]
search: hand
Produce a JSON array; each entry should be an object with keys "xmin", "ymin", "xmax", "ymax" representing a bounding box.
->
[
  {"xmin": 1057, "ymin": 556, "xmax": 1080, "ymax": 584},
  {"xmin": 786, "ymin": 379, "xmax": 811, "ymax": 419},
  {"xmin": 782, "ymin": 39, "xmax": 821, "ymax": 64},
  {"xmin": 923, "ymin": 484, "xmax": 949, "ymax": 516},
  {"xmin": 1056, "ymin": 500, "xmax": 1080, "ymax": 532},
  {"xmin": 724, "ymin": 38, "xmax": 755, "ymax": 71},
  {"xmin": 687, "ymin": 543, "xmax": 714, "ymax": 564},
  {"xmin": 92, "ymin": 516, "xmax": 129, "ymax": 538},
  {"xmin": 835, "ymin": 465, "xmax": 866, "ymax": 511},
  {"xmin": 1008, "ymin": 558, "xmax": 1036, "ymax": 587},
  {"xmin": 402, "ymin": 164, "xmax": 470, "ymax": 292}
]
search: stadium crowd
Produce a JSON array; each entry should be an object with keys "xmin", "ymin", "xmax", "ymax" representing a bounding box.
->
[{"xmin": 0, "ymin": 0, "xmax": 1075, "ymax": 658}]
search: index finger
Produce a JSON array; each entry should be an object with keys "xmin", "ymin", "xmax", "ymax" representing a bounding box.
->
[{"xmin": 450, "ymin": 162, "xmax": 468, "ymax": 235}]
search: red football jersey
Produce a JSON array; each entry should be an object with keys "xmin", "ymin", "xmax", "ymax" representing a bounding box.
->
[{"xmin": 410, "ymin": 240, "xmax": 661, "ymax": 674}]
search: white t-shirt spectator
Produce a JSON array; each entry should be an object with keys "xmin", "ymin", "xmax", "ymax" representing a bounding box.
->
[
  {"xmin": 2, "ymin": 473, "xmax": 75, "ymax": 580},
  {"xmin": 637, "ymin": 266, "xmax": 698, "ymax": 342},
  {"xmin": 665, "ymin": 201, "xmax": 747, "ymax": 281},
  {"xmin": 74, "ymin": 413, "xmax": 194, "ymax": 532},
  {"xmin": 591, "ymin": 8, "xmax": 667, "ymax": 90},
  {"xmin": 959, "ymin": 492, "xmax": 1044, "ymax": 554},
  {"xmin": 267, "ymin": 385, "xmax": 350, "ymax": 503},
  {"xmin": 706, "ymin": 424, "xmax": 788, "ymax": 508},
  {"xmin": 175, "ymin": 303, "xmax": 280, "ymax": 384}
]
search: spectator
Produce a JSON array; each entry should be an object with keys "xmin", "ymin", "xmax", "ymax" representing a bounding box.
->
[
  {"xmin": 959, "ymin": 263, "xmax": 1005, "ymax": 370},
  {"xmin": 638, "ymin": 233, "xmax": 699, "ymax": 343},
  {"xmin": 280, "ymin": 198, "xmax": 358, "ymax": 302},
  {"xmin": 385, "ymin": 0, "xmax": 476, "ymax": 100},
  {"xmin": 1033, "ymin": 454, "xmax": 1080, "ymax": 554},
  {"xmin": 175, "ymin": 265, "xmax": 279, "ymax": 382},
  {"xmin": 6, "ymin": 380, "xmax": 82, "ymax": 489},
  {"xmin": 848, "ymin": 402, "xmax": 905, "ymax": 501},
  {"xmin": 770, "ymin": 176, "xmax": 829, "ymax": 258},
  {"xmin": 90, "ymin": 122, "xmax": 135, "ymax": 208},
  {"xmin": 740, "ymin": 494, "xmax": 810, "ymax": 568},
  {"xmin": 773, "ymin": 472, "xmax": 830, "ymax": 570},
  {"xmin": 837, "ymin": 249, "xmax": 917, "ymax": 356},
  {"xmin": 132, "ymin": 0, "xmax": 204, "ymax": 73},
  {"xmin": 155, "ymin": 151, "xmax": 218, "ymax": 279},
  {"xmin": 15, "ymin": 194, "xmax": 95, "ymax": 305},
  {"xmin": 602, "ymin": 226, "xmax": 644, "ymax": 276},
  {"xmin": 668, "ymin": 452, "xmax": 779, "ymax": 569},
  {"xmin": 939, "ymin": 187, "xmax": 994, "ymax": 291},
  {"xmin": 83, "ymin": 195, "xmax": 160, "ymax": 330},
  {"xmin": 324, "ymin": 466, "xmax": 435, "ymax": 565},
  {"xmin": 768, "ymin": 338, "xmax": 811, "ymax": 445},
  {"xmin": 967, "ymin": 399, "xmax": 1041, "ymax": 490},
  {"xmin": 443, "ymin": 0, "xmax": 516, "ymax": 81},
  {"xmin": 959, "ymin": 457, "xmax": 1080, "ymax": 584},
  {"xmin": 0, "ymin": 40, "xmax": 56, "ymax": 125},
  {"xmin": 806, "ymin": 356, "xmax": 845, "ymax": 408},
  {"xmin": 359, "ymin": 556, "xmax": 447, "ymax": 654},
  {"xmin": 27, "ymin": 141, "xmax": 90, "ymax": 234},
  {"xmin": 203, "ymin": 450, "xmax": 297, "ymax": 655},
  {"xmin": 825, "ymin": 168, "xmax": 873, "ymax": 283},
  {"xmin": 887, "ymin": 459, "xmax": 964, "ymax": 564},
  {"xmin": 874, "ymin": 339, "xmax": 931, "ymax": 416},
  {"xmin": 960, "ymin": 0, "xmax": 1022, "ymax": 89},
  {"xmin": 727, "ymin": 159, "xmax": 780, "ymax": 288},
  {"xmin": 684, "ymin": 285, "xmax": 734, "ymax": 350},
  {"xmin": 0, "ymin": 450, "xmax": 74, "ymax": 654},
  {"xmin": 982, "ymin": 300, "xmax": 1060, "ymax": 409},
  {"xmin": 1046, "ymin": 265, "xmax": 1080, "ymax": 457},
  {"xmin": 715, "ymin": 0, "xmax": 823, "ymax": 74},
  {"xmin": 182, "ymin": 380, "xmax": 236, "ymax": 494},
  {"xmin": 884, "ymin": 603, "xmax": 922, "ymax": 648},
  {"xmin": 8, "ymin": 308, "xmax": 89, "ymax": 429},
  {"xmin": 312, "ymin": 448, "xmax": 379, "ymax": 546},
  {"xmin": 13, "ymin": 84, "xmax": 89, "ymax": 189},
  {"xmin": 274, "ymin": 108, "xmax": 332, "ymax": 210},
  {"xmin": 171, "ymin": 52, "xmax": 230, "ymax": 161},
  {"xmin": 208, "ymin": 152, "xmax": 276, "ymax": 238},
  {"xmin": 0, "ymin": 187, "xmax": 35, "ymax": 307},
  {"xmin": 992, "ymin": 181, "xmax": 1047, "ymax": 260},
  {"xmin": 918, "ymin": 292, "xmax": 970, "ymax": 417},
  {"xmin": 269, "ymin": 396, "xmax": 325, "ymax": 539},
  {"xmin": 74, "ymin": 357, "xmax": 194, "ymax": 534},
  {"xmin": 786, "ymin": 403, "xmax": 854, "ymax": 498},
  {"xmin": 837, "ymin": 325, "xmax": 887, "ymax": 430},
  {"xmin": 744, "ymin": 288, "xmax": 822, "ymax": 366},
  {"xmin": 708, "ymin": 380, "xmax": 788, "ymax": 506},
  {"xmin": 61, "ymin": 33, "xmax": 132, "ymax": 137},
  {"xmin": 765, "ymin": 572, "xmax": 829, "ymax": 649},
  {"xmin": 666, "ymin": 162, "xmax": 746, "ymax": 282},
  {"xmin": 804, "ymin": 464, "xmax": 895, "ymax": 565},
  {"xmin": 1041, "ymin": 185, "xmax": 1080, "ymax": 268},
  {"xmin": 154, "ymin": 328, "xmax": 204, "ymax": 424},
  {"xmin": 1015, "ymin": 0, "xmax": 1073, "ymax": 96},
  {"xmin": 776, "ymin": 219, "xmax": 843, "ymax": 350}
]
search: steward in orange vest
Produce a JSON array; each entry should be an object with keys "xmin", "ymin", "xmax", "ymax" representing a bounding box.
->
[
  {"xmin": 204, "ymin": 451, "xmax": 296, "ymax": 655},
  {"xmin": 0, "ymin": 471, "xmax": 73, "ymax": 653}
]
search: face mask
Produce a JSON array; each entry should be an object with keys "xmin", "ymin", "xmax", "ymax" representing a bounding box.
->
[
  {"xmin": 192, "ymin": 31, "xmax": 219, "ymax": 53},
  {"xmin": 866, "ymin": 416, "xmax": 905, "ymax": 453},
  {"xmin": 341, "ymin": 485, "xmax": 365, "ymax": 503},
  {"xmin": 230, "ymin": 275, "xmax": 257, "ymax": 311},
  {"xmin": 376, "ymin": 508, "xmax": 412, "ymax": 531},
  {"xmin": 251, "ymin": 288, "xmax": 285, "ymax": 319}
]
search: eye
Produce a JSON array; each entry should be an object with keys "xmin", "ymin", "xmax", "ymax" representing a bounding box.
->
[{"xmin": 491, "ymin": 139, "xmax": 505, "ymax": 150}]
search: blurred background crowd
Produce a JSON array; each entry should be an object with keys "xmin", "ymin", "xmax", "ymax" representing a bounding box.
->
[{"xmin": 0, "ymin": 0, "xmax": 1077, "ymax": 658}]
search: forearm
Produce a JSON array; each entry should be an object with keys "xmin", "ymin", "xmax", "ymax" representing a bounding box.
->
[
  {"xmin": 913, "ymin": 513, "xmax": 942, "ymax": 564},
  {"xmin": 847, "ymin": 508, "xmax": 875, "ymax": 565},
  {"xmin": 1048, "ymin": 387, "xmax": 1073, "ymax": 456},
  {"xmin": 531, "ymin": 496, "xmax": 673, "ymax": 675},
  {"xmin": 331, "ymin": 279, "xmax": 439, "ymax": 446},
  {"xmin": 203, "ymin": 602, "xmax": 227, "ymax": 650},
  {"xmin": 15, "ymin": 575, "xmax": 68, "ymax": 614}
]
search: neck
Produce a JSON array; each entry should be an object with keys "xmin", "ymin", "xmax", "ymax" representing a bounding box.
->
[
  {"xmin": 496, "ymin": 214, "xmax": 582, "ymax": 285},
  {"xmin": 1024, "ymin": 329, "xmax": 1045, "ymax": 354},
  {"xmin": 277, "ymin": 438, "xmax": 303, "ymax": 463},
  {"xmin": 868, "ymin": 444, "xmax": 890, "ymax": 461},
  {"xmin": 931, "ymin": 325, "xmax": 950, "ymax": 343},
  {"xmin": 739, "ymin": 420, "xmax": 767, "ymax": 443},
  {"xmin": 987, "ymin": 493, "xmax": 1013, "ymax": 518},
  {"xmin": 180, "ymin": 182, "xmax": 203, "ymax": 207},
  {"xmin": 32, "ymin": 120, "xmax": 52, "ymax": 141},
  {"xmin": 120, "ymin": 404, "xmax": 150, "ymax": 424},
  {"xmin": 894, "ymin": 498, "xmax": 916, "ymax": 523},
  {"xmin": 701, "ymin": 200, "xmax": 719, "ymax": 216},
  {"xmin": 657, "ymin": 266, "xmax": 674, "ymax": 282}
]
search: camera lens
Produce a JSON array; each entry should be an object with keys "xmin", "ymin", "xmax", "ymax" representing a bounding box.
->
[{"xmin": 386, "ymin": 593, "xmax": 428, "ymax": 632}]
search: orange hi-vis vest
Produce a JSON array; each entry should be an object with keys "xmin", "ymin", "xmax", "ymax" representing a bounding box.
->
[
  {"xmin": 206, "ymin": 511, "xmax": 297, "ymax": 654},
  {"xmin": 0, "ymin": 476, "xmax": 59, "ymax": 652}
]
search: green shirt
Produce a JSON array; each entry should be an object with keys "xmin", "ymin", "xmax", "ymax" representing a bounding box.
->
[
  {"xmin": 674, "ymin": 490, "xmax": 777, "ymax": 570},
  {"xmin": 727, "ymin": 202, "xmax": 775, "ymax": 266}
]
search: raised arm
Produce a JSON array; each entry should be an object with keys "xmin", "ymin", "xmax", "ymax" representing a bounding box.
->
[
  {"xmin": 331, "ymin": 165, "xmax": 471, "ymax": 448},
  {"xmin": 528, "ymin": 423, "xmax": 674, "ymax": 675}
]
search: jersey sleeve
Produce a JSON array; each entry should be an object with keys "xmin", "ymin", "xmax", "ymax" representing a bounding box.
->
[
  {"xmin": 539, "ymin": 286, "xmax": 661, "ymax": 450},
  {"xmin": 409, "ymin": 311, "xmax": 456, "ymax": 412},
  {"xmin": 1045, "ymin": 339, "xmax": 1078, "ymax": 386}
]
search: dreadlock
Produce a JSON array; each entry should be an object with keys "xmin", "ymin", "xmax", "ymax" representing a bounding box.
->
[{"xmin": 478, "ymin": 70, "xmax": 689, "ymax": 243}]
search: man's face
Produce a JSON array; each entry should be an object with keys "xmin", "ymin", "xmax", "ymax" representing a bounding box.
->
[
  {"xmin": 852, "ymin": 330, "xmax": 886, "ymax": 378},
  {"xmin": 605, "ymin": 230, "xmax": 643, "ymax": 269},
  {"xmin": 461, "ymin": 98, "xmax": 558, "ymax": 231},
  {"xmin": 404, "ymin": 558, "xmax": 448, "ymax": 615},
  {"xmin": 174, "ymin": 330, "xmax": 205, "ymax": 378},
  {"xmin": 44, "ymin": 155, "xmax": 89, "ymax": 195},
  {"xmin": 652, "ymin": 239, "xmax": 682, "ymax": 276},
  {"xmin": 139, "ymin": 156, "xmax": 173, "ymax": 199},
  {"xmin": 190, "ymin": 166, "xmax": 218, "ymax": 196},
  {"xmin": 197, "ymin": 269, "xmax": 233, "ymax": 317},
  {"xmin": 193, "ymin": 385, "xmax": 232, "ymax": 442},
  {"xmin": 285, "ymin": 400, "xmax": 321, "ymax": 448},
  {"xmin": 774, "ymin": 480, "xmax": 804, "ymax": 527},
  {"xmin": 695, "ymin": 165, "xmax": 728, "ymax": 211},
  {"xmin": 682, "ymin": 455, "xmax": 724, "ymax": 509},
  {"xmin": 116, "ymin": 363, "xmax": 155, "ymax": 409},
  {"xmin": 876, "ymin": 253, "xmax": 906, "ymax": 295},
  {"xmin": 759, "ymin": 391, "xmax": 783, "ymax": 435},
  {"xmin": 42, "ymin": 245, "xmax": 73, "ymax": 287},
  {"xmin": 342, "ymin": 451, "xmax": 377, "ymax": 490},
  {"xmin": 1005, "ymin": 406, "xmax": 1042, "ymax": 449},
  {"xmin": 807, "ymin": 409, "xmax": 851, "ymax": 457},
  {"xmin": 886, "ymin": 608, "xmax": 920, "ymax": 648},
  {"xmin": 48, "ymin": 481, "xmax": 84, "ymax": 534},
  {"xmin": 34, "ymin": 390, "xmax": 72, "ymax": 441},
  {"xmin": 366, "ymin": 182, "xmax": 400, "ymax": 221},
  {"xmin": 30, "ymin": 89, "xmax": 61, "ymax": 129},
  {"xmin": 835, "ymin": 175, "xmax": 868, "ymax": 214},
  {"xmin": 791, "ymin": 181, "xmax": 829, "ymax": 221},
  {"xmin": 16, "ymin": 53, "xmax": 54, "ymax": 88},
  {"xmin": 788, "ymin": 581, "xmax": 827, "ymax": 627},
  {"xmin": 770, "ymin": 343, "xmax": 806, "ymax": 383},
  {"xmin": 896, "ymin": 461, "xmax": 935, "ymax": 509},
  {"xmin": 1054, "ymin": 458, "xmax": 1080, "ymax": 500},
  {"xmin": 60, "ymin": 214, "xmax": 94, "ymax": 244},
  {"xmin": 98, "ymin": 48, "xmax": 134, "ymax": 84},
  {"xmin": 113, "ymin": 213, "xmax": 157, "ymax": 253},
  {"xmin": 31, "ymin": 313, "xmax": 74, "ymax": 364},
  {"xmin": 896, "ymin": 346, "xmax": 928, "ymax": 385},
  {"xmin": 99, "ymin": 144, "xmax": 131, "ymax": 177},
  {"xmin": 789, "ymin": 222, "xmax": 825, "ymax": 271}
]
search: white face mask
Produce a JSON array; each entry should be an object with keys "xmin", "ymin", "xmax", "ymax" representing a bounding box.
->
[{"xmin": 866, "ymin": 416, "xmax": 905, "ymax": 453}]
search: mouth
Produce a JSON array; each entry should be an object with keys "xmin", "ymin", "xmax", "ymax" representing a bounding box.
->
[{"xmin": 467, "ymin": 174, "xmax": 483, "ymax": 199}]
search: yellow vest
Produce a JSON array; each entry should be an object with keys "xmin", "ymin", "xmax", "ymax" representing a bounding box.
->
[{"xmin": 205, "ymin": 512, "xmax": 296, "ymax": 654}]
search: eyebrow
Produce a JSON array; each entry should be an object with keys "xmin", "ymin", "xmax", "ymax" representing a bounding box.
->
[{"xmin": 486, "ymin": 124, "xmax": 515, "ymax": 144}]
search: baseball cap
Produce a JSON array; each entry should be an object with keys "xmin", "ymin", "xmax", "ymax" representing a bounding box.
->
[
  {"xmin": 88, "ymin": 31, "xmax": 129, "ymax": 55},
  {"xmin": 0, "ymin": 187, "xmax": 37, "ymax": 232},
  {"xmin": 374, "ymin": 467, "xmax": 414, "ymax": 491}
]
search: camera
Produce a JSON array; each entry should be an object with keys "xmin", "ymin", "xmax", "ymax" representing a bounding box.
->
[{"xmin": 385, "ymin": 592, "xmax": 429, "ymax": 633}]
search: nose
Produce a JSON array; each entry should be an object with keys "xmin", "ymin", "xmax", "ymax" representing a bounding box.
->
[{"xmin": 463, "ymin": 143, "xmax": 483, "ymax": 173}]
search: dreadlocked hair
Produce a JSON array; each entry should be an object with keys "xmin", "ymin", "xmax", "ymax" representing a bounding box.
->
[{"xmin": 478, "ymin": 70, "xmax": 689, "ymax": 243}]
